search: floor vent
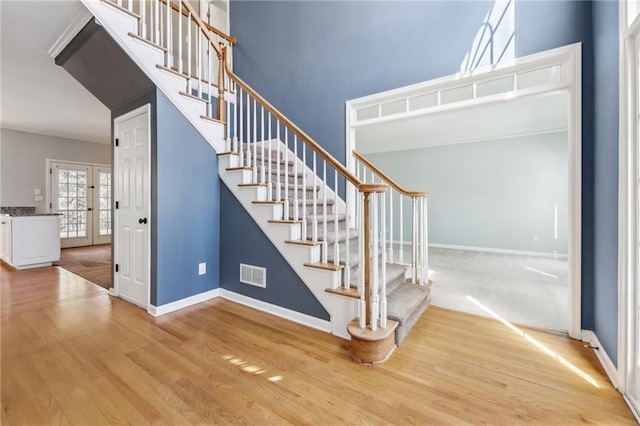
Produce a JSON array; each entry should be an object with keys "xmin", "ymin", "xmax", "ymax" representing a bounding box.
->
[{"xmin": 240, "ymin": 263, "xmax": 266, "ymax": 288}]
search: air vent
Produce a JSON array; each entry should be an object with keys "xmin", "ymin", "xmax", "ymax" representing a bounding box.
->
[{"xmin": 240, "ymin": 264, "xmax": 266, "ymax": 288}]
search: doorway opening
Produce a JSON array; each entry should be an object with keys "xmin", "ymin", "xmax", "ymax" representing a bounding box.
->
[{"xmin": 346, "ymin": 44, "xmax": 582, "ymax": 337}]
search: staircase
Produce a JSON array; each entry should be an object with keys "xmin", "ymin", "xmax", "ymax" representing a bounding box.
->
[{"xmin": 81, "ymin": 0, "xmax": 431, "ymax": 363}]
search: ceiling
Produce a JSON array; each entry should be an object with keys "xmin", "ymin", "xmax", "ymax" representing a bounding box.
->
[
  {"xmin": 355, "ymin": 92, "xmax": 569, "ymax": 154},
  {"xmin": 1, "ymin": 0, "xmax": 110, "ymax": 144}
]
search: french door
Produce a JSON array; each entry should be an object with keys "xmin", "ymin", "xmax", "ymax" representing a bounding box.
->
[{"xmin": 51, "ymin": 162, "xmax": 112, "ymax": 248}]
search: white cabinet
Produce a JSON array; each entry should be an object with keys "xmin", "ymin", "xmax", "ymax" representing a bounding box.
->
[{"xmin": 0, "ymin": 215, "xmax": 61, "ymax": 270}]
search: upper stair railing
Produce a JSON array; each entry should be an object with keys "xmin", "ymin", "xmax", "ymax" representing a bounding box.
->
[
  {"xmin": 353, "ymin": 151, "xmax": 429, "ymax": 286},
  {"xmin": 102, "ymin": 0, "xmax": 429, "ymax": 337}
]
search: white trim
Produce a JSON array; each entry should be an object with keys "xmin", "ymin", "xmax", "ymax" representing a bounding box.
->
[
  {"xmin": 113, "ymin": 104, "xmax": 151, "ymax": 309},
  {"xmin": 148, "ymin": 288, "xmax": 220, "ymax": 316},
  {"xmin": 47, "ymin": 6, "xmax": 94, "ymax": 59},
  {"xmin": 219, "ymin": 289, "xmax": 332, "ymax": 334},
  {"xmin": 624, "ymin": 395, "xmax": 640, "ymax": 423},
  {"xmin": 346, "ymin": 43, "xmax": 582, "ymax": 340},
  {"xmin": 581, "ymin": 330, "xmax": 620, "ymax": 390},
  {"xmin": 427, "ymin": 242, "xmax": 568, "ymax": 259}
]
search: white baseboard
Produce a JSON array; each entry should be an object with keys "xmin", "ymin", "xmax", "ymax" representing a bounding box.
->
[
  {"xmin": 427, "ymin": 242, "xmax": 568, "ymax": 259},
  {"xmin": 148, "ymin": 288, "xmax": 220, "ymax": 317},
  {"xmin": 219, "ymin": 289, "xmax": 332, "ymax": 334},
  {"xmin": 581, "ymin": 330, "xmax": 620, "ymax": 390}
]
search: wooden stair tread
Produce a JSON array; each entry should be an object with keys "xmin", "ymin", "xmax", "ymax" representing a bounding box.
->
[
  {"xmin": 201, "ymin": 115, "xmax": 225, "ymax": 125},
  {"xmin": 226, "ymin": 166, "xmax": 251, "ymax": 171},
  {"xmin": 216, "ymin": 151, "xmax": 239, "ymax": 157},
  {"xmin": 325, "ymin": 287, "xmax": 360, "ymax": 299},
  {"xmin": 269, "ymin": 220, "xmax": 302, "ymax": 225},
  {"xmin": 180, "ymin": 91, "xmax": 209, "ymax": 104},
  {"xmin": 252, "ymin": 201, "xmax": 285, "ymax": 205},
  {"xmin": 128, "ymin": 32, "xmax": 166, "ymax": 51},
  {"xmin": 285, "ymin": 239, "xmax": 321, "ymax": 246},
  {"xmin": 238, "ymin": 183, "xmax": 267, "ymax": 187},
  {"xmin": 303, "ymin": 262, "xmax": 345, "ymax": 271}
]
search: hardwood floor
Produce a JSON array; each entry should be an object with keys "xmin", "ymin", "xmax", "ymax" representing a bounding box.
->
[{"xmin": 1, "ymin": 262, "xmax": 636, "ymax": 425}]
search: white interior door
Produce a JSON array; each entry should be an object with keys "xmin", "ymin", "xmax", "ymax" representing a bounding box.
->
[
  {"xmin": 114, "ymin": 105, "xmax": 150, "ymax": 308},
  {"xmin": 52, "ymin": 163, "xmax": 92, "ymax": 248},
  {"xmin": 93, "ymin": 166, "xmax": 112, "ymax": 245}
]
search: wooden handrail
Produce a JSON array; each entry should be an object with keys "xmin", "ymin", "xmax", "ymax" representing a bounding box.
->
[
  {"xmin": 353, "ymin": 151, "xmax": 428, "ymax": 197},
  {"xmin": 224, "ymin": 60, "xmax": 365, "ymax": 189},
  {"xmin": 162, "ymin": 0, "xmax": 236, "ymax": 45}
]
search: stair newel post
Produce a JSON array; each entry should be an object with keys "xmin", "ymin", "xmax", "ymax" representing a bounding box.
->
[
  {"xmin": 301, "ymin": 143, "xmax": 308, "ymax": 240},
  {"xmin": 412, "ymin": 196, "xmax": 418, "ymax": 284},
  {"xmin": 358, "ymin": 190, "xmax": 367, "ymax": 328},
  {"xmin": 293, "ymin": 136, "xmax": 299, "ymax": 222},
  {"xmin": 321, "ymin": 161, "xmax": 328, "ymax": 263},
  {"xmin": 218, "ymin": 44, "xmax": 227, "ymax": 125},
  {"xmin": 333, "ymin": 169, "xmax": 339, "ymax": 266},
  {"xmin": 380, "ymin": 191, "xmax": 387, "ymax": 328},
  {"xmin": 311, "ymin": 152, "xmax": 318, "ymax": 242},
  {"xmin": 283, "ymin": 130, "xmax": 290, "ymax": 220},
  {"xmin": 371, "ymin": 191, "xmax": 380, "ymax": 331}
]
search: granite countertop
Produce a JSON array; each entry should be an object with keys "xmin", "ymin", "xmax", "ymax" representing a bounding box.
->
[{"xmin": 0, "ymin": 206, "xmax": 61, "ymax": 217}]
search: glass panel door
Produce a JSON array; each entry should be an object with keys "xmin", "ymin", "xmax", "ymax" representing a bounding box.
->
[
  {"xmin": 93, "ymin": 167, "xmax": 112, "ymax": 245},
  {"xmin": 52, "ymin": 163, "xmax": 92, "ymax": 248}
]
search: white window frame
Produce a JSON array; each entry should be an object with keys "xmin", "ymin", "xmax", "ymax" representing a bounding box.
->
[{"xmin": 619, "ymin": 1, "xmax": 640, "ymax": 420}]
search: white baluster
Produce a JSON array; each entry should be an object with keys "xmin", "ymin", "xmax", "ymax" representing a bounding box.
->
[
  {"xmin": 186, "ymin": 10, "xmax": 191, "ymax": 92},
  {"xmin": 276, "ymin": 121, "xmax": 281, "ymax": 202},
  {"xmin": 343, "ymin": 180, "xmax": 351, "ymax": 290},
  {"xmin": 238, "ymin": 88, "xmax": 244, "ymax": 167},
  {"xmin": 177, "ymin": 1, "xmax": 182, "ymax": 74},
  {"xmin": 421, "ymin": 196, "xmax": 429, "ymax": 285},
  {"xmin": 380, "ymin": 192, "xmax": 387, "ymax": 328},
  {"xmin": 207, "ymin": 41, "xmax": 212, "ymax": 117},
  {"xmin": 293, "ymin": 135, "xmax": 299, "ymax": 222},
  {"xmin": 333, "ymin": 169, "xmax": 339, "ymax": 266},
  {"xmin": 399, "ymin": 196, "xmax": 404, "ymax": 264},
  {"xmin": 268, "ymin": 112, "xmax": 273, "ymax": 200},
  {"xmin": 301, "ymin": 144, "xmax": 308, "ymax": 240},
  {"xmin": 283, "ymin": 129, "xmax": 290, "ymax": 219},
  {"xmin": 261, "ymin": 106, "xmax": 265, "ymax": 184},
  {"xmin": 412, "ymin": 196, "xmax": 418, "ymax": 284},
  {"xmin": 252, "ymin": 98, "xmax": 257, "ymax": 183},
  {"xmin": 358, "ymin": 192, "xmax": 366, "ymax": 329},
  {"xmin": 127, "ymin": 0, "xmax": 132, "ymax": 11},
  {"xmin": 371, "ymin": 192, "xmax": 379, "ymax": 331},
  {"xmin": 166, "ymin": 0, "xmax": 172, "ymax": 67},
  {"xmin": 388, "ymin": 189, "xmax": 394, "ymax": 264},
  {"xmin": 154, "ymin": 0, "xmax": 160, "ymax": 45},
  {"xmin": 245, "ymin": 97, "xmax": 252, "ymax": 170},
  {"xmin": 312, "ymin": 152, "xmax": 318, "ymax": 242},
  {"xmin": 321, "ymin": 161, "xmax": 327, "ymax": 263},
  {"xmin": 140, "ymin": 0, "xmax": 147, "ymax": 38},
  {"xmin": 197, "ymin": 30, "xmax": 202, "ymax": 98}
]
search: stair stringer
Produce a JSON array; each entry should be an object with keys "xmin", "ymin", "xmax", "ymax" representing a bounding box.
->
[
  {"xmin": 219, "ymin": 154, "xmax": 358, "ymax": 340},
  {"xmin": 81, "ymin": 0, "xmax": 228, "ymax": 152}
]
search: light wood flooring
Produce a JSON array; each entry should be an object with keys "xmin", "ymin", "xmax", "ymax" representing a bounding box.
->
[{"xmin": 1, "ymin": 262, "xmax": 636, "ymax": 425}]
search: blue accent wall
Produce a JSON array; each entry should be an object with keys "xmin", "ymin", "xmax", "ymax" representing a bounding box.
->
[
  {"xmin": 230, "ymin": 0, "xmax": 622, "ymax": 355},
  {"xmin": 155, "ymin": 89, "xmax": 220, "ymax": 306},
  {"xmin": 219, "ymin": 183, "xmax": 330, "ymax": 320},
  {"xmin": 592, "ymin": 0, "xmax": 619, "ymax": 364}
]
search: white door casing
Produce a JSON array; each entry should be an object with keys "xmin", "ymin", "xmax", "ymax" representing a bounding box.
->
[
  {"xmin": 113, "ymin": 104, "xmax": 151, "ymax": 308},
  {"xmin": 93, "ymin": 166, "xmax": 112, "ymax": 245},
  {"xmin": 51, "ymin": 162, "xmax": 93, "ymax": 248}
]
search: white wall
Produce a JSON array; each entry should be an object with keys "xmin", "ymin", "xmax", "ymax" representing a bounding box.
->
[
  {"xmin": 364, "ymin": 131, "xmax": 568, "ymax": 255},
  {"xmin": 0, "ymin": 128, "xmax": 110, "ymax": 213}
]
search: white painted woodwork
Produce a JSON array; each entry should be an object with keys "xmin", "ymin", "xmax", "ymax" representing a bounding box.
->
[
  {"xmin": 0, "ymin": 215, "xmax": 60, "ymax": 270},
  {"xmin": 92, "ymin": 166, "xmax": 112, "ymax": 245},
  {"xmin": 114, "ymin": 105, "xmax": 150, "ymax": 308},
  {"xmin": 51, "ymin": 162, "xmax": 93, "ymax": 248}
]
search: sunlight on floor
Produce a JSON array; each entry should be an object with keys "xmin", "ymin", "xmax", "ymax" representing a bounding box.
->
[
  {"xmin": 221, "ymin": 354, "xmax": 283, "ymax": 383},
  {"xmin": 466, "ymin": 295, "xmax": 599, "ymax": 388}
]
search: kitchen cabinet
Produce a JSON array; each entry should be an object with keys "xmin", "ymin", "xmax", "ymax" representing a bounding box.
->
[{"xmin": 0, "ymin": 214, "xmax": 61, "ymax": 270}]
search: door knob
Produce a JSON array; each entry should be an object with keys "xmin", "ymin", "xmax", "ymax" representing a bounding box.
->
[{"xmin": 138, "ymin": 217, "xmax": 148, "ymax": 224}]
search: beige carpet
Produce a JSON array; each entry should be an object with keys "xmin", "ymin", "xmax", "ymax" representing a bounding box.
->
[{"xmin": 54, "ymin": 245, "xmax": 112, "ymax": 289}]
